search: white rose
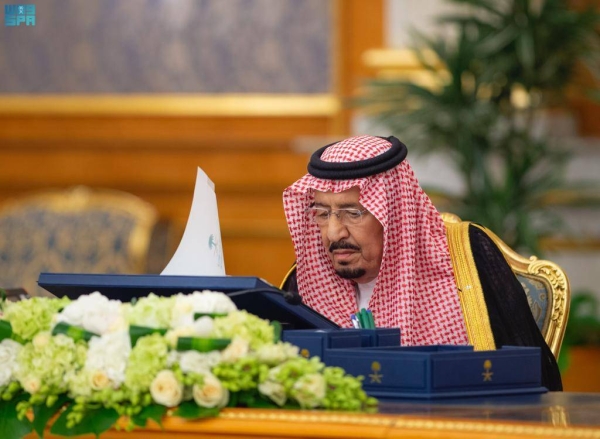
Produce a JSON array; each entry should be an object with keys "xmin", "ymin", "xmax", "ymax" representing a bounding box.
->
[
  {"xmin": 85, "ymin": 332, "xmax": 130, "ymax": 387},
  {"xmin": 55, "ymin": 292, "xmax": 124, "ymax": 335},
  {"xmin": 89, "ymin": 370, "xmax": 111, "ymax": 390},
  {"xmin": 22, "ymin": 376, "xmax": 41, "ymax": 394},
  {"xmin": 179, "ymin": 351, "xmax": 221, "ymax": 375},
  {"xmin": 171, "ymin": 292, "xmax": 237, "ymax": 328},
  {"xmin": 258, "ymin": 380, "xmax": 287, "ymax": 406},
  {"xmin": 191, "ymin": 291, "xmax": 237, "ymax": 314},
  {"xmin": 171, "ymin": 295, "xmax": 195, "ymax": 328},
  {"xmin": 292, "ymin": 374, "xmax": 326, "ymax": 408},
  {"xmin": 166, "ymin": 350, "xmax": 181, "ymax": 367},
  {"xmin": 220, "ymin": 337, "xmax": 249, "ymax": 363},
  {"xmin": 32, "ymin": 332, "xmax": 51, "ymax": 349},
  {"xmin": 192, "ymin": 316, "xmax": 214, "ymax": 337},
  {"xmin": 150, "ymin": 370, "xmax": 183, "ymax": 407},
  {"xmin": 255, "ymin": 343, "xmax": 299, "ymax": 365},
  {"xmin": 107, "ymin": 315, "xmax": 128, "ymax": 333},
  {"xmin": 192, "ymin": 373, "xmax": 229, "ymax": 408},
  {"xmin": 0, "ymin": 367, "xmax": 12, "ymax": 387},
  {"xmin": 0, "ymin": 339, "xmax": 22, "ymax": 366}
]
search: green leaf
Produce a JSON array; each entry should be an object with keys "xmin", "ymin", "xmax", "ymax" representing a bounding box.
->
[
  {"xmin": 129, "ymin": 326, "xmax": 167, "ymax": 348},
  {"xmin": 0, "ymin": 321, "xmax": 24, "ymax": 344},
  {"xmin": 173, "ymin": 401, "xmax": 220, "ymax": 419},
  {"xmin": 477, "ymin": 24, "xmax": 518, "ymax": 56},
  {"xmin": 226, "ymin": 392, "xmax": 239, "ymax": 408},
  {"xmin": 0, "ymin": 319, "xmax": 14, "ymax": 342},
  {"xmin": 193, "ymin": 312, "xmax": 228, "ymax": 319},
  {"xmin": 176, "ymin": 337, "xmax": 231, "ymax": 352},
  {"xmin": 0, "ymin": 395, "xmax": 33, "ymax": 439},
  {"xmin": 131, "ymin": 404, "xmax": 167, "ymax": 428},
  {"xmin": 516, "ymin": 31, "xmax": 535, "ymax": 74},
  {"xmin": 50, "ymin": 405, "xmax": 119, "ymax": 437},
  {"xmin": 270, "ymin": 321, "xmax": 282, "ymax": 343},
  {"xmin": 236, "ymin": 391, "xmax": 257, "ymax": 406},
  {"xmin": 52, "ymin": 322, "xmax": 97, "ymax": 342},
  {"xmin": 245, "ymin": 395, "xmax": 279, "ymax": 409},
  {"xmin": 32, "ymin": 394, "xmax": 70, "ymax": 438}
]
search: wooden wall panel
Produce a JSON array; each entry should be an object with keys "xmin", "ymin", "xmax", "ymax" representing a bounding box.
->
[
  {"xmin": 334, "ymin": 0, "xmax": 385, "ymax": 133},
  {"xmin": 0, "ymin": 114, "xmax": 319, "ymax": 285},
  {"xmin": 0, "ymin": 147, "xmax": 309, "ymax": 190}
]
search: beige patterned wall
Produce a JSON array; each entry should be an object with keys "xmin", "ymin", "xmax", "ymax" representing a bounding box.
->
[{"xmin": 0, "ymin": 0, "xmax": 332, "ymax": 93}]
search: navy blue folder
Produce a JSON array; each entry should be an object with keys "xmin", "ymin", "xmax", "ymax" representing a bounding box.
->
[{"xmin": 37, "ymin": 272, "xmax": 338, "ymax": 331}]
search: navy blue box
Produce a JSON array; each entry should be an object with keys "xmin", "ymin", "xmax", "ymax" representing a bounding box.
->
[
  {"xmin": 359, "ymin": 328, "xmax": 400, "ymax": 347},
  {"xmin": 282, "ymin": 330, "xmax": 545, "ymax": 399},
  {"xmin": 282, "ymin": 329, "xmax": 362, "ymax": 359},
  {"xmin": 324, "ymin": 345, "xmax": 546, "ymax": 399},
  {"xmin": 282, "ymin": 328, "xmax": 400, "ymax": 359}
]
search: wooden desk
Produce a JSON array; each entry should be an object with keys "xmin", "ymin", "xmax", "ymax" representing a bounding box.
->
[{"xmin": 34, "ymin": 392, "xmax": 600, "ymax": 439}]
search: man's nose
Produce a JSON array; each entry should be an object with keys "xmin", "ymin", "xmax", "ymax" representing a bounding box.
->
[{"xmin": 326, "ymin": 215, "xmax": 349, "ymax": 242}]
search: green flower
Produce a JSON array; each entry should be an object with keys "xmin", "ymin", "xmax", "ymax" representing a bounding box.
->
[
  {"xmin": 15, "ymin": 332, "xmax": 86, "ymax": 398},
  {"xmin": 322, "ymin": 367, "xmax": 376, "ymax": 411},
  {"xmin": 291, "ymin": 373, "xmax": 326, "ymax": 408},
  {"xmin": 2, "ymin": 297, "xmax": 70, "ymax": 341},
  {"xmin": 212, "ymin": 311, "xmax": 274, "ymax": 350},
  {"xmin": 125, "ymin": 333, "xmax": 169, "ymax": 394},
  {"xmin": 127, "ymin": 294, "xmax": 175, "ymax": 328}
]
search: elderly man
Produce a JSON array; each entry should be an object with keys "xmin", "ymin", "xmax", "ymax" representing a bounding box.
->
[{"xmin": 282, "ymin": 135, "xmax": 561, "ymax": 390}]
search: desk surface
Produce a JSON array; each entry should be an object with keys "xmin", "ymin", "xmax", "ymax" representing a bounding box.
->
[
  {"xmin": 37, "ymin": 392, "xmax": 600, "ymax": 439},
  {"xmin": 380, "ymin": 391, "xmax": 600, "ymax": 426}
]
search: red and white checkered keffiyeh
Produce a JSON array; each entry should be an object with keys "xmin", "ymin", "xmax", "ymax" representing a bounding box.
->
[{"xmin": 283, "ymin": 135, "xmax": 469, "ymax": 346}]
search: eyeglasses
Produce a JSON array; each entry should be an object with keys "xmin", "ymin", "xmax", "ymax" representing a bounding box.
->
[{"xmin": 307, "ymin": 207, "xmax": 369, "ymax": 226}]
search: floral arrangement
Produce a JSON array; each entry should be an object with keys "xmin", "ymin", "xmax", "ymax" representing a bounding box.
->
[{"xmin": 0, "ymin": 291, "xmax": 376, "ymax": 438}]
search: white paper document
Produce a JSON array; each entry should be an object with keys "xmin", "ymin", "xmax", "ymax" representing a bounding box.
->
[{"xmin": 161, "ymin": 167, "xmax": 226, "ymax": 276}]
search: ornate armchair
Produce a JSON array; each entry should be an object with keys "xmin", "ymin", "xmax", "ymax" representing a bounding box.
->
[
  {"xmin": 0, "ymin": 187, "xmax": 157, "ymax": 296},
  {"xmin": 441, "ymin": 213, "xmax": 570, "ymax": 359}
]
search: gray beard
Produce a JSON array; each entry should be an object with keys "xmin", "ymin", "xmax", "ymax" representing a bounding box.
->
[{"xmin": 335, "ymin": 267, "xmax": 366, "ymax": 279}]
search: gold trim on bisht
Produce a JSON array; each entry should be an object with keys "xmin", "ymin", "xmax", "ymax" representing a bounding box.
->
[
  {"xmin": 444, "ymin": 218, "xmax": 496, "ymax": 351},
  {"xmin": 471, "ymin": 222, "xmax": 571, "ymax": 359},
  {"xmin": 279, "ymin": 263, "xmax": 298, "ymax": 290}
]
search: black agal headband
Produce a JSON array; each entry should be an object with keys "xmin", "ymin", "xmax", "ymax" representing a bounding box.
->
[{"xmin": 307, "ymin": 136, "xmax": 407, "ymax": 180}]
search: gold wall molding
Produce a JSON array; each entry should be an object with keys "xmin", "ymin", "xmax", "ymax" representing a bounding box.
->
[
  {"xmin": 0, "ymin": 94, "xmax": 340, "ymax": 117},
  {"xmin": 362, "ymin": 48, "xmax": 442, "ymax": 70}
]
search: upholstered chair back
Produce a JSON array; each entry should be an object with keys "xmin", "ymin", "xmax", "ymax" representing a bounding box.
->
[{"xmin": 0, "ymin": 187, "xmax": 157, "ymax": 296}]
